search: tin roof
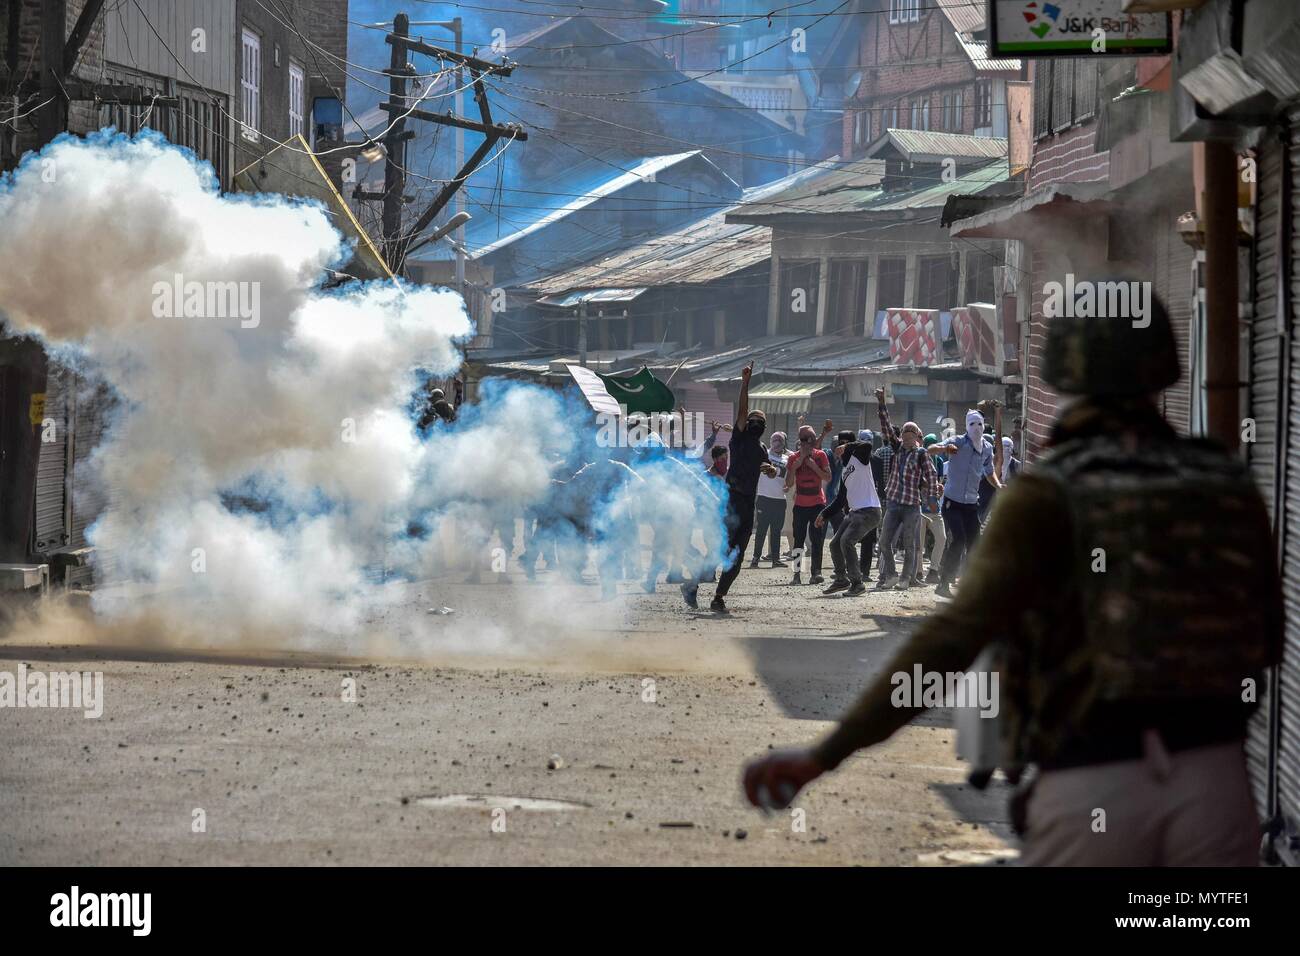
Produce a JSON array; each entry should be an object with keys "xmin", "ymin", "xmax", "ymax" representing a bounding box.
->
[
  {"xmin": 728, "ymin": 157, "xmax": 1011, "ymax": 222},
  {"xmin": 955, "ymin": 34, "xmax": 1021, "ymax": 73},
  {"xmin": 935, "ymin": 0, "xmax": 986, "ymax": 35},
  {"xmin": 866, "ymin": 129, "xmax": 1009, "ymax": 164},
  {"xmin": 521, "ymin": 161, "xmax": 835, "ymax": 297}
]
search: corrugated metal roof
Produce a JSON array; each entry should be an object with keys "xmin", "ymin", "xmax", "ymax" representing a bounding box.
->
[
  {"xmin": 867, "ymin": 129, "xmax": 1008, "ymax": 164},
  {"xmin": 746, "ymin": 381, "xmax": 836, "ymax": 414},
  {"xmin": 536, "ymin": 288, "xmax": 647, "ymax": 307},
  {"xmin": 647, "ymin": 334, "xmax": 893, "ymax": 384},
  {"xmin": 935, "ymin": 0, "xmax": 986, "ymax": 35},
  {"xmin": 955, "ymin": 34, "xmax": 1021, "ymax": 73},
  {"xmin": 730, "ymin": 157, "xmax": 1011, "ymax": 220},
  {"xmin": 469, "ymin": 151, "xmax": 707, "ymax": 260},
  {"xmin": 521, "ymin": 161, "xmax": 836, "ymax": 296}
]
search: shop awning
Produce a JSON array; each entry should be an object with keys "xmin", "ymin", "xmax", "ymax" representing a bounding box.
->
[
  {"xmin": 535, "ymin": 288, "xmax": 647, "ymax": 309},
  {"xmin": 746, "ymin": 381, "xmax": 835, "ymax": 415},
  {"xmin": 948, "ymin": 181, "xmax": 1112, "ymax": 240}
]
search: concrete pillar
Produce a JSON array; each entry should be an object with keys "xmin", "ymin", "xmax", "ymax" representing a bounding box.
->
[
  {"xmin": 904, "ymin": 254, "xmax": 918, "ymax": 308},
  {"xmin": 864, "ymin": 254, "xmax": 880, "ymax": 336},
  {"xmin": 768, "ymin": 254, "xmax": 781, "ymax": 336},
  {"xmin": 815, "ymin": 256, "xmax": 830, "ymax": 335},
  {"xmin": 714, "ymin": 310, "xmax": 727, "ymax": 348}
]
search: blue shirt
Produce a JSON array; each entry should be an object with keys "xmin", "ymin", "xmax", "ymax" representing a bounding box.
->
[{"xmin": 941, "ymin": 434, "xmax": 995, "ymax": 505}]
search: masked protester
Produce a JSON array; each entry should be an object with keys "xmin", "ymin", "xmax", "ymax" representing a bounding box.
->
[
  {"xmin": 743, "ymin": 289, "xmax": 1283, "ymax": 866},
  {"xmin": 751, "ymin": 431, "xmax": 789, "ymax": 569},
  {"xmin": 927, "ymin": 409, "xmax": 999, "ymax": 598},
  {"xmin": 682, "ymin": 362, "xmax": 776, "ymax": 614},
  {"xmin": 917, "ymin": 432, "xmax": 947, "ymax": 582}
]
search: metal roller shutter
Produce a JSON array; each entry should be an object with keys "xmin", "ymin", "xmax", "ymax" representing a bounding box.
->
[
  {"xmin": 1277, "ymin": 105, "xmax": 1300, "ymax": 864},
  {"xmin": 1157, "ymin": 213, "xmax": 1197, "ymax": 434},
  {"xmin": 1247, "ymin": 129, "xmax": 1284, "ymax": 828},
  {"xmin": 32, "ymin": 364, "xmax": 70, "ymax": 555},
  {"xmin": 1248, "ymin": 106, "xmax": 1300, "ymax": 865},
  {"xmin": 68, "ymin": 382, "xmax": 118, "ymax": 588}
]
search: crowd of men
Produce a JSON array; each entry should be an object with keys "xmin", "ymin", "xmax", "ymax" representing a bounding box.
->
[
  {"xmin": 428, "ymin": 361, "xmax": 1024, "ymax": 615},
  {"xmin": 677, "ymin": 363, "xmax": 1023, "ymax": 612}
]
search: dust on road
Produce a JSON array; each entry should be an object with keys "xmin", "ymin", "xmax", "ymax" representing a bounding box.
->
[{"xmin": 0, "ymin": 562, "xmax": 1017, "ymax": 865}]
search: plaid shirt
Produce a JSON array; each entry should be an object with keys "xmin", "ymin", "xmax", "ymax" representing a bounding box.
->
[{"xmin": 878, "ymin": 405, "xmax": 940, "ymax": 506}]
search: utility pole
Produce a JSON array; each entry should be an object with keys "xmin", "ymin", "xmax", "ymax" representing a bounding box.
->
[
  {"xmin": 358, "ymin": 15, "xmax": 526, "ymax": 276},
  {"xmin": 453, "ymin": 17, "xmax": 465, "ymax": 297},
  {"xmin": 381, "ymin": 13, "xmax": 411, "ymax": 262}
]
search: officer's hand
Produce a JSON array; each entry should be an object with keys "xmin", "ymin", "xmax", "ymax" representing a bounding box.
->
[{"xmin": 742, "ymin": 748, "xmax": 825, "ymax": 811}]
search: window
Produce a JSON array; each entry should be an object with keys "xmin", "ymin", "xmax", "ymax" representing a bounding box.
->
[
  {"xmin": 942, "ymin": 93, "xmax": 953, "ymax": 131},
  {"xmin": 918, "ymin": 255, "xmax": 958, "ymax": 310},
  {"xmin": 288, "ymin": 61, "xmax": 305, "ymax": 139},
  {"xmin": 876, "ymin": 257, "xmax": 907, "ymax": 318},
  {"xmin": 921, "ymin": 100, "xmax": 930, "ymax": 131},
  {"xmin": 975, "ymin": 79, "xmax": 992, "ymax": 128},
  {"xmin": 1034, "ymin": 59, "xmax": 1101, "ymax": 141},
  {"xmin": 826, "ymin": 260, "xmax": 870, "ymax": 335},
  {"xmin": 889, "ymin": 0, "xmax": 920, "ymax": 23},
  {"xmin": 953, "ymin": 91, "xmax": 963, "ymax": 133},
  {"xmin": 241, "ymin": 28, "xmax": 261, "ymax": 140},
  {"xmin": 911, "ymin": 100, "xmax": 920, "ymax": 129},
  {"xmin": 778, "ymin": 260, "xmax": 820, "ymax": 335},
  {"xmin": 964, "ymin": 250, "xmax": 998, "ymax": 305}
]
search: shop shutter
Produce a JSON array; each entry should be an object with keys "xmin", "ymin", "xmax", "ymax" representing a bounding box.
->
[{"xmin": 32, "ymin": 364, "xmax": 70, "ymax": 555}]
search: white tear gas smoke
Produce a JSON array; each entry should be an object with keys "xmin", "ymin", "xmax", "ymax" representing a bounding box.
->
[{"xmin": 0, "ymin": 131, "xmax": 729, "ymax": 654}]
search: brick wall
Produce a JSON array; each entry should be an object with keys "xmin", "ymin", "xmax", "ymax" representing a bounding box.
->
[{"xmin": 846, "ymin": 4, "xmax": 1011, "ymax": 157}]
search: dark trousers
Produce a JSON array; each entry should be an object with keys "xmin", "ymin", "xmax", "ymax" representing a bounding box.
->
[
  {"xmin": 791, "ymin": 503, "xmax": 826, "ymax": 575},
  {"xmin": 752, "ymin": 495, "xmax": 786, "ymax": 562},
  {"xmin": 939, "ymin": 499, "xmax": 982, "ymax": 585},
  {"xmin": 830, "ymin": 512, "xmax": 874, "ymax": 577},
  {"xmin": 717, "ymin": 490, "xmax": 756, "ymax": 598}
]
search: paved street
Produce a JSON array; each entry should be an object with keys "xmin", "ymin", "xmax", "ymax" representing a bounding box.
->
[{"xmin": 0, "ymin": 561, "xmax": 1016, "ymax": 866}]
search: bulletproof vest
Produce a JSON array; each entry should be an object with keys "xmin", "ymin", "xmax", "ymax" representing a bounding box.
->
[{"xmin": 1032, "ymin": 434, "xmax": 1274, "ymax": 718}]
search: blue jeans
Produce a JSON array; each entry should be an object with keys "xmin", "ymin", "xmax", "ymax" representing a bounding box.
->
[{"xmin": 880, "ymin": 500, "xmax": 921, "ymax": 582}]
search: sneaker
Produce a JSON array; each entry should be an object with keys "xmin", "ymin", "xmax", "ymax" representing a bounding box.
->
[
  {"xmin": 681, "ymin": 583, "xmax": 699, "ymax": 609},
  {"xmin": 710, "ymin": 597, "xmax": 729, "ymax": 614},
  {"xmin": 935, "ymin": 581, "xmax": 954, "ymax": 599},
  {"xmin": 925, "ymin": 569, "xmax": 941, "ymax": 584},
  {"xmin": 911, "ymin": 576, "xmax": 925, "ymax": 587},
  {"xmin": 845, "ymin": 582, "xmax": 867, "ymax": 596},
  {"xmin": 810, "ymin": 575, "xmax": 824, "ymax": 585},
  {"xmin": 822, "ymin": 579, "xmax": 850, "ymax": 594},
  {"xmin": 748, "ymin": 559, "xmax": 759, "ymax": 569},
  {"xmin": 894, "ymin": 579, "xmax": 910, "ymax": 591},
  {"xmin": 769, "ymin": 560, "xmax": 788, "ymax": 569},
  {"xmin": 790, "ymin": 572, "xmax": 802, "ymax": 586},
  {"xmin": 873, "ymin": 576, "xmax": 896, "ymax": 591}
]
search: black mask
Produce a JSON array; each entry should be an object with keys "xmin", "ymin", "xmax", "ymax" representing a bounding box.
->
[{"xmin": 747, "ymin": 421, "xmax": 765, "ymax": 437}]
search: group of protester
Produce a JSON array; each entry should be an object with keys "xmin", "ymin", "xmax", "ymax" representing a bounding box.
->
[
  {"xmin": 438, "ymin": 362, "xmax": 1022, "ymax": 613},
  {"xmin": 677, "ymin": 364, "xmax": 1022, "ymax": 612}
]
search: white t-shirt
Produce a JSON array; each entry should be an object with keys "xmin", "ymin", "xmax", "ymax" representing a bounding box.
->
[
  {"xmin": 840, "ymin": 453, "xmax": 881, "ymax": 511},
  {"xmin": 756, "ymin": 448, "xmax": 788, "ymax": 499}
]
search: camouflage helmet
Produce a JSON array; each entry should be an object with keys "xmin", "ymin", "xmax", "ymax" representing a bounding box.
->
[{"xmin": 1042, "ymin": 280, "xmax": 1180, "ymax": 396}]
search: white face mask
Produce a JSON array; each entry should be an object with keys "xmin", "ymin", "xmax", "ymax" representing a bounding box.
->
[{"xmin": 966, "ymin": 413, "xmax": 984, "ymax": 445}]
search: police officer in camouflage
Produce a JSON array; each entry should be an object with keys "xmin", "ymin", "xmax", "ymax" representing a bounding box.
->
[{"xmin": 741, "ymin": 290, "xmax": 1284, "ymax": 865}]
